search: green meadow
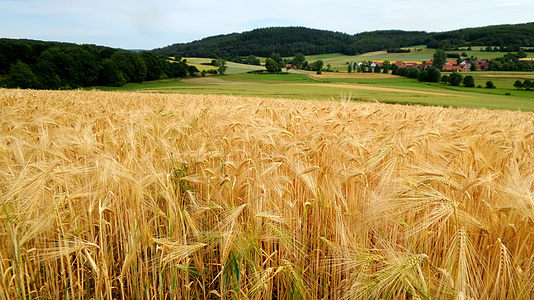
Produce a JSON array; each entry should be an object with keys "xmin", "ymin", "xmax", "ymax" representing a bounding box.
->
[
  {"xmin": 89, "ymin": 49, "xmax": 534, "ymax": 112},
  {"xmin": 92, "ymin": 69, "xmax": 534, "ymax": 112}
]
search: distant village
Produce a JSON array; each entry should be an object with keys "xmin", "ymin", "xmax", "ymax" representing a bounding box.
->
[{"xmin": 354, "ymin": 59, "xmax": 490, "ymax": 71}]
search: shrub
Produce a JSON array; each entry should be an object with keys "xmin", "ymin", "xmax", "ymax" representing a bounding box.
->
[
  {"xmin": 523, "ymin": 79, "xmax": 533, "ymax": 90},
  {"xmin": 463, "ymin": 75, "xmax": 475, "ymax": 87},
  {"xmin": 448, "ymin": 72, "xmax": 463, "ymax": 86},
  {"xmin": 406, "ymin": 67, "xmax": 421, "ymax": 79},
  {"xmin": 425, "ymin": 66, "xmax": 441, "ymax": 82},
  {"xmin": 486, "ymin": 80, "xmax": 496, "ymax": 89}
]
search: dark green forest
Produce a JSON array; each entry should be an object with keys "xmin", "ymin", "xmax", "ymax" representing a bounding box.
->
[
  {"xmin": 0, "ymin": 39, "xmax": 194, "ymax": 89},
  {"xmin": 151, "ymin": 27, "xmax": 430, "ymax": 58},
  {"xmin": 153, "ymin": 23, "xmax": 534, "ymax": 59}
]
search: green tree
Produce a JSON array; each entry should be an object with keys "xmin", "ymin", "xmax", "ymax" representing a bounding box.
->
[
  {"xmin": 485, "ymin": 80, "xmax": 496, "ymax": 89},
  {"xmin": 470, "ymin": 63, "xmax": 477, "ymax": 72},
  {"xmin": 37, "ymin": 46, "xmax": 100, "ymax": 88},
  {"xmin": 463, "ymin": 75, "xmax": 475, "ymax": 87},
  {"xmin": 292, "ymin": 53, "xmax": 305, "ymax": 69},
  {"xmin": 433, "ymin": 49, "xmax": 447, "ymax": 70},
  {"xmin": 441, "ymin": 74, "xmax": 449, "ymax": 84},
  {"xmin": 269, "ymin": 53, "xmax": 284, "ymax": 72},
  {"xmin": 513, "ymin": 80, "xmax": 523, "ymax": 90},
  {"xmin": 246, "ymin": 55, "xmax": 261, "ymax": 66},
  {"xmin": 111, "ymin": 51, "xmax": 147, "ymax": 83},
  {"xmin": 265, "ymin": 58, "xmax": 278, "ymax": 73},
  {"xmin": 347, "ymin": 64, "xmax": 352, "ymax": 73},
  {"xmin": 310, "ymin": 60, "xmax": 324, "ymax": 73},
  {"xmin": 448, "ymin": 72, "xmax": 463, "ymax": 86},
  {"xmin": 6, "ymin": 60, "xmax": 39, "ymax": 88},
  {"xmin": 406, "ymin": 67, "xmax": 421, "ymax": 79},
  {"xmin": 374, "ymin": 64, "xmax": 381, "ymax": 73},
  {"xmin": 99, "ymin": 59, "xmax": 126, "ymax": 87},
  {"xmin": 426, "ymin": 66, "xmax": 441, "ymax": 82},
  {"xmin": 140, "ymin": 51, "xmax": 165, "ymax": 81},
  {"xmin": 216, "ymin": 59, "xmax": 227, "ymax": 75},
  {"xmin": 523, "ymin": 79, "xmax": 533, "ymax": 90},
  {"xmin": 33, "ymin": 59, "xmax": 61, "ymax": 89},
  {"xmin": 382, "ymin": 60, "xmax": 390, "ymax": 73}
]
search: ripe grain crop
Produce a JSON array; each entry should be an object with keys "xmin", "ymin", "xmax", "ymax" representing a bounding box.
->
[{"xmin": 1, "ymin": 89, "xmax": 534, "ymax": 299}]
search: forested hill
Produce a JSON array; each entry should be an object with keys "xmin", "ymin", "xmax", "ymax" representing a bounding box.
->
[
  {"xmin": 152, "ymin": 23, "xmax": 534, "ymax": 58},
  {"xmin": 154, "ymin": 27, "xmax": 356, "ymax": 58},
  {"xmin": 0, "ymin": 38, "xmax": 195, "ymax": 89}
]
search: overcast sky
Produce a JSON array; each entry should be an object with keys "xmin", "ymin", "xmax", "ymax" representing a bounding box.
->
[{"xmin": 1, "ymin": 0, "xmax": 533, "ymax": 50}]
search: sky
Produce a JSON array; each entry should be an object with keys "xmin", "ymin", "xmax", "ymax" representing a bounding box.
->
[{"xmin": 1, "ymin": 0, "xmax": 533, "ymax": 50}]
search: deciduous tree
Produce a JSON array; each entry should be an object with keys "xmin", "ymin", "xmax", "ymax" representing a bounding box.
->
[
  {"xmin": 448, "ymin": 72, "xmax": 463, "ymax": 86},
  {"xmin": 310, "ymin": 60, "xmax": 324, "ymax": 73},
  {"xmin": 433, "ymin": 49, "xmax": 447, "ymax": 70},
  {"xmin": 265, "ymin": 58, "xmax": 278, "ymax": 73},
  {"xmin": 463, "ymin": 75, "xmax": 475, "ymax": 87},
  {"xmin": 485, "ymin": 80, "xmax": 496, "ymax": 89},
  {"xmin": 6, "ymin": 60, "xmax": 39, "ymax": 88},
  {"xmin": 426, "ymin": 66, "xmax": 441, "ymax": 82},
  {"xmin": 246, "ymin": 55, "xmax": 261, "ymax": 66},
  {"xmin": 292, "ymin": 53, "xmax": 305, "ymax": 69},
  {"xmin": 216, "ymin": 59, "xmax": 227, "ymax": 75}
]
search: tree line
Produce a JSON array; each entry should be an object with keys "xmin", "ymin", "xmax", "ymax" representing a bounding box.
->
[
  {"xmin": 514, "ymin": 79, "xmax": 534, "ymax": 91},
  {"xmin": 153, "ymin": 23, "xmax": 534, "ymax": 59},
  {"xmin": 0, "ymin": 39, "xmax": 196, "ymax": 89},
  {"xmin": 489, "ymin": 52, "xmax": 534, "ymax": 71},
  {"xmin": 153, "ymin": 27, "xmax": 356, "ymax": 58},
  {"xmin": 427, "ymin": 23, "xmax": 534, "ymax": 51}
]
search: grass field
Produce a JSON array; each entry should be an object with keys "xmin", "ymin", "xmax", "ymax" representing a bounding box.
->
[
  {"xmin": 1, "ymin": 88, "xmax": 534, "ymax": 299},
  {"xmin": 186, "ymin": 58, "xmax": 265, "ymax": 74},
  {"xmin": 92, "ymin": 71, "xmax": 534, "ymax": 112},
  {"xmin": 301, "ymin": 47, "xmax": 534, "ymax": 71}
]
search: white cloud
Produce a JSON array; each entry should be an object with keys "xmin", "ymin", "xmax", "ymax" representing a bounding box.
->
[{"xmin": 1, "ymin": 0, "xmax": 533, "ymax": 49}]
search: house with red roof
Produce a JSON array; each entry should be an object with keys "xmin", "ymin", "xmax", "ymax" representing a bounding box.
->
[
  {"xmin": 443, "ymin": 65, "xmax": 463, "ymax": 71},
  {"xmin": 420, "ymin": 61, "xmax": 433, "ymax": 70}
]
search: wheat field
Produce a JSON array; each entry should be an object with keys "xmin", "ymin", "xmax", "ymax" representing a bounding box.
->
[{"xmin": 1, "ymin": 89, "xmax": 534, "ymax": 299}]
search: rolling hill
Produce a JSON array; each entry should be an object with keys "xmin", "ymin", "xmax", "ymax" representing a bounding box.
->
[{"xmin": 152, "ymin": 22, "xmax": 534, "ymax": 58}]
